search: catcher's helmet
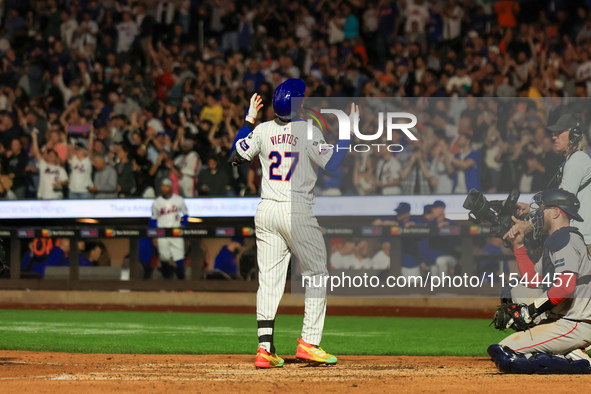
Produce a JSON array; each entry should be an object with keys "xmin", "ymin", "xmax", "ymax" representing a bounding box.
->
[
  {"xmin": 529, "ymin": 188, "xmax": 583, "ymax": 239},
  {"xmin": 273, "ymin": 78, "xmax": 305, "ymax": 121}
]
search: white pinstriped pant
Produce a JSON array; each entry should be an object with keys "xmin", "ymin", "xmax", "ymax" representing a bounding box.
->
[{"xmin": 255, "ymin": 200, "xmax": 328, "ymax": 349}]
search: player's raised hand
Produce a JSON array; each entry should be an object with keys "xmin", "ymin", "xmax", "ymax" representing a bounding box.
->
[
  {"xmin": 245, "ymin": 93, "xmax": 263, "ymax": 123},
  {"xmin": 348, "ymin": 103, "xmax": 359, "ymax": 135}
]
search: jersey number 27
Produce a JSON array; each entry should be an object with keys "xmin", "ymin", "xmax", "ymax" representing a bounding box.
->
[{"xmin": 269, "ymin": 151, "xmax": 299, "ymax": 181}]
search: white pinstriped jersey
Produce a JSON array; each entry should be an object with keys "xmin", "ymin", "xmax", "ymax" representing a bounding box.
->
[
  {"xmin": 151, "ymin": 194, "xmax": 188, "ymax": 228},
  {"xmin": 235, "ymin": 119, "xmax": 333, "ymax": 204}
]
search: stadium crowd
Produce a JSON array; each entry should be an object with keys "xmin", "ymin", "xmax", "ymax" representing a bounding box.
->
[{"xmin": 1, "ymin": 0, "xmax": 591, "ymax": 200}]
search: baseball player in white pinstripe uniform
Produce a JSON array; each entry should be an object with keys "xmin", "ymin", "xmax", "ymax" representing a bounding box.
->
[
  {"xmin": 230, "ymin": 79, "xmax": 355, "ymax": 368},
  {"xmin": 151, "ymin": 178, "xmax": 189, "ymax": 279}
]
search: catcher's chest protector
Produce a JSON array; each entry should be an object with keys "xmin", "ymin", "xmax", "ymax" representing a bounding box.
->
[{"xmin": 541, "ymin": 227, "xmax": 585, "ymax": 290}]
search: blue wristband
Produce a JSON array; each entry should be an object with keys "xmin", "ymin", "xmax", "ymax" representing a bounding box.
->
[{"xmin": 325, "ymin": 137, "xmax": 352, "ymax": 171}]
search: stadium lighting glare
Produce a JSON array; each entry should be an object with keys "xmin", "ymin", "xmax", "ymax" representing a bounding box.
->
[
  {"xmin": 188, "ymin": 217, "xmax": 203, "ymax": 223},
  {"xmin": 77, "ymin": 218, "xmax": 99, "ymax": 224}
]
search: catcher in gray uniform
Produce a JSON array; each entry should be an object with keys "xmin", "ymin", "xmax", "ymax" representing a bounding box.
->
[{"xmin": 488, "ymin": 189, "xmax": 591, "ymax": 374}]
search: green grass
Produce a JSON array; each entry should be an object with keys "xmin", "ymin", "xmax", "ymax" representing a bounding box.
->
[{"xmin": 0, "ymin": 309, "xmax": 507, "ymax": 356}]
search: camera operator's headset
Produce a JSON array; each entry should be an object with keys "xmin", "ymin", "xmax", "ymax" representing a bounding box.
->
[
  {"xmin": 548, "ymin": 113, "xmax": 591, "ymax": 192},
  {"xmin": 569, "ymin": 113, "xmax": 583, "ymax": 147}
]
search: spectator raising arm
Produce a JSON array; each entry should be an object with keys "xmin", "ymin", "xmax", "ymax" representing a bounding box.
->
[
  {"xmin": 146, "ymin": 127, "xmax": 165, "ymax": 153},
  {"xmin": 88, "ymin": 126, "xmax": 95, "ymax": 154},
  {"xmin": 400, "ymin": 151, "xmax": 431, "ymax": 180},
  {"xmin": 60, "ymin": 101, "xmax": 77, "ymax": 132},
  {"xmin": 56, "ymin": 67, "xmax": 73, "ymax": 104},
  {"xmin": 78, "ymin": 61, "xmax": 92, "ymax": 92},
  {"xmin": 149, "ymin": 152, "xmax": 165, "ymax": 177},
  {"xmin": 165, "ymin": 156, "xmax": 183, "ymax": 181},
  {"xmin": 30, "ymin": 131, "xmax": 42, "ymax": 163},
  {"xmin": 208, "ymin": 121, "xmax": 221, "ymax": 149},
  {"xmin": 172, "ymin": 125, "xmax": 185, "ymax": 152}
]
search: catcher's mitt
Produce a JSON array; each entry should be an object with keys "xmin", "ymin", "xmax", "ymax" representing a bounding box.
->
[{"xmin": 491, "ymin": 302, "xmax": 535, "ymax": 331}]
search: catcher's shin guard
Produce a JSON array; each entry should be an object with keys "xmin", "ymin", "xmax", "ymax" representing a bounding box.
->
[
  {"xmin": 528, "ymin": 353, "xmax": 591, "ymax": 374},
  {"xmin": 488, "ymin": 345, "xmax": 591, "ymax": 374},
  {"xmin": 487, "ymin": 344, "xmax": 533, "ymax": 374}
]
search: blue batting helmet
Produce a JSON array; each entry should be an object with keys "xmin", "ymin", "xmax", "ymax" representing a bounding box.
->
[{"xmin": 273, "ymin": 78, "xmax": 305, "ymax": 121}]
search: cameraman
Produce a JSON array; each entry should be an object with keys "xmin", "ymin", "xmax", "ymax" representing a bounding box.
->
[{"xmin": 514, "ymin": 114, "xmax": 591, "ymax": 251}]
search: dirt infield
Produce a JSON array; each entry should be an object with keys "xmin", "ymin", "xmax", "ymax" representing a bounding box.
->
[{"xmin": 1, "ymin": 351, "xmax": 588, "ymax": 393}]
